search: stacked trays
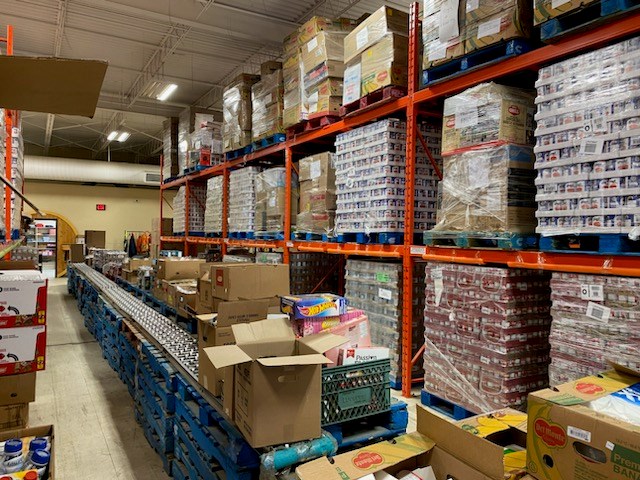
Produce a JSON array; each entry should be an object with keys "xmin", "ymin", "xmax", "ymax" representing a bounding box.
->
[
  {"xmin": 173, "ymin": 185, "xmax": 206, "ymax": 235},
  {"xmin": 228, "ymin": 167, "xmax": 260, "ymax": 235},
  {"xmin": 423, "ymin": 263, "xmax": 552, "ymax": 412},
  {"xmin": 204, "ymin": 176, "xmax": 224, "ymax": 235},
  {"xmin": 548, "ymin": 272, "xmax": 640, "ymax": 385}
]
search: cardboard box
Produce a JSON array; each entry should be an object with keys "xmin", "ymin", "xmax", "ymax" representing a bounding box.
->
[
  {"xmin": 296, "ymin": 407, "xmax": 502, "ymax": 480},
  {"xmin": 298, "ymin": 16, "xmax": 357, "ymax": 45},
  {"xmin": 152, "ymin": 283, "xmax": 166, "ymax": 303},
  {"xmin": 321, "ymin": 312, "xmax": 371, "ymax": 365},
  {"xmin": 361, "ymin": 60, "xmax": 408, "ymax": 95},
  {"xmin": 0, "ymin": 424, "xmax": 55, "ymax": 478},
  {"xmin": 197, "ymin": 299, "xmax": 269, "ymax": 403},
  {"xmin": 283, "ymin": 103, "xmax": 306, "ymax": 128},
  {"xmin": 156, "ymin": 258, "xmax": 204, "ymax": 281},
  {"xmin": 422, "ymin": 0, "xmax": 466, "ymax": 69},
  {"xmin": 177, "ymin": 283, "xmax": 198, "ymax": 318},
  {"xmin": 0, "ymin": 373, "xmax": 36, "ymax": 405},
  {"xmin": 465, "ymin": 5, "xmax": 532, "ymax": 54},
  {"xmin": 344, "ymin": 6, "xmax": 409, "ymax": 63},
  {"xmin": 303, "ymin": 61, "xmax": 345, "ymax": 92},
  {"xmin": 466, "ymin": 0, "xmax": 521, "ymax": 23},
  {"xmin": 534, "ymin": 0, "xmax": 597, "ymax": 25},
  {"xmin": 0, "ymin": 325, "xmax": 46, "ymax": 376},
  {"xmin": 301, "ymin": 31, "xmax": 346, "ymax": 74},
  {"xmin": 296, "ymin": 211, "xmax": 335, "ymax": 235},
  {"xmin": 281, "ymin": 294, "xmax": 348, "ymax": 320},
  {"xmin": 69, "ymin": 244, "xmax": 85, "ymax": 263},
  {"xmin": 0, "ymin": 404, "xmax": 28, "ymax": 431},
  {"xmin": 211, "ymin": 264, "xmax": 290, "ymax": 301},
  {"xmin": 164, "ymin": 279, "xmax": 197, "ymax": 308},
  {"xmin": 527, "ymin": 366, "xmax": 640, "ymax": 480},
  {"xmin": 0, "ymin": 270, "xmax": 47, "ymax": 325},
  {"xmin": 339, "ymin": 347, "xmax": 390, "ymax": 365},
  {"xmin": 203, "ymin": 318, "xmax": 345, "ymax": 447},
  {"xmin": 342, "ymin": 61, "xmax": 361, "ymax": 105},
  {"xmin": 299, "ymin": 152, "xmax": 336, "ymax": 184},
  {"xmin": 126, "ymin": 258, "xmax": 152, "ymax": 271},
  {"xmin": 84, "ymin": 230, "xmax": 105, "ymax": 249}
]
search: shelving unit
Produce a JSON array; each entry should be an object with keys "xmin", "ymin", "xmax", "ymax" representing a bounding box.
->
[
  {"xmin": 160, "ymin": 4, "xmax": 640, "ymax": 396},
  {"xmin": 26, "ymin": 219, "xmax": 58, "ymax": 277}
]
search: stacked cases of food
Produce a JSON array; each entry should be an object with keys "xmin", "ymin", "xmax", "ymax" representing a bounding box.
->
[
  {"xmin": 172, "ymin": 185, "xmax": 206, "ymax": 235},
  {"xmin": 228, "ymin": 167, "xmax": 260, "ymax": 235},
  {"xmin": 204, "ymin": 176, "xmax": 224, "ymax": 236},
  {"xmin": 297, "ymin": 152, "xmax": 336, "ymax": 237},
  {"xmin": 222, "ymin": 74, "xmax": 261, "ymax": 153},
  {"xmin": 254, "ymin": 167, "xmax": 299, "ymax": 236},
  {"xmin": 252, "ymin": 61, "xmax": 284, "ymax": 142}
]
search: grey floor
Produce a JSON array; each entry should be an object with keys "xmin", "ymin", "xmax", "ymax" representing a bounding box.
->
[
  {"xmin": 30, "ymin": 278, "xmax": 423, "ymax": 479},
  {"xmin": 30, "ymin": 278, "xmax": 170, "ymax": 479}
]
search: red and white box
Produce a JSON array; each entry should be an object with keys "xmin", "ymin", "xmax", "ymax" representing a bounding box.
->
[
  {"xmin": 0, "ymin": 325, "xmax": 46, "ymax": 375},
  {"xmin": 338, "ymin": 347, "xmax": 390, "ymax": 366},
  {"xmin": 0, "ymin": 270, "xmax": 47, "ymax": 326}
]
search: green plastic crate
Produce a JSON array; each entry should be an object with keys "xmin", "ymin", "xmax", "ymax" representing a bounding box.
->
[{"xmin": 321, "ymin": 358, "xmax": 391, "ymax": 426}]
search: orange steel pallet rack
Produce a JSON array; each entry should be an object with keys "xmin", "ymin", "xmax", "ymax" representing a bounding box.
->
[{"xmin": 160, "ymin": 4, "xmax": 640, "ymax": 396}]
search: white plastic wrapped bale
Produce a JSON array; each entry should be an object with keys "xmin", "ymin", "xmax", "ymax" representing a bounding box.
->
[
  {"xmin": 548, "ymin": 272, "xmax": 640, "ymax": 385},
  {"xmin": 345, "ymin": 259, "xmax": 425, "ymax": 385},
  {"xmin": 228, "ymin": 167, "xmax": 261, "ymax": 234},
  {"xmin": 534, "ymin": 36, "xmax": 640, "ymax": 237},
  {"xmin": 423, "ymin": 263, "xmax": 551, "ymax": 412},
  {"xmin": 255, "ymin": 167, "xmax": 299, "ymax": 235},
  {"xmin": 172, "ymin": 185, "xmax": 206, "ymax": 235},
  {"xmin": 334, "ymin": 118, "xmax": 442, "ymax": 237},
  {"xmin": 252, "ymin": 69, "xmax": 284, "ymax": 142},
  {"xmin": 223, "ymin": 74, "xmax": 261, "ymax": 153},
  {"xmin": 204, "ymin": 176, "xmax": 224, "ymax": 235}
]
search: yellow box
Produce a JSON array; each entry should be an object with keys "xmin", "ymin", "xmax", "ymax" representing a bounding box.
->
[
  {"xmin": 298, "ymin": 16, "xmax": 356, "ymax": 45},
  {"xmin": 344, "ymin": 6, "xmax": 409, "ymax": 63},
  {"xmin": 534, "ymin": 0, "xmax": 598, "ymax": 25},
  {"xmin": 464, "ymin": 5, "xmax": 532, "ymax": 53}
]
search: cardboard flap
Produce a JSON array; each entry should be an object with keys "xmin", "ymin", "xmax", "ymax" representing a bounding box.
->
[
  {"xmin": 217, "ymin": 299, "xmax": 269, "ymax": 327},
  {"xmin": 298, "ymin": 332, "xmax": 349, "ymax": 354},
  {"xmin": 417, "ymin": 405, "xmax": 505, "ymax": 480},
  {"xmin": 0, "ymin": 56, "xmax": 107, "ymax": 116},
  {"xmin": 203, "ymin": 345, "xmax": 252, "ymax": 369},
  {"xmin": 257, "ymin": 354, "xmax": 330, "ymax": 367},
  {"xmin": 296, "ymin": 432, "xmax": 435, "ymax": 480},
  {"xmin": 196, "ymin": 313, "xmax": 217, "ymax": 326},
  {"xmin": 609, "ymin": 362, "xmax": 640, "ymax": 378},
  {"xmin": 539, "ymin": 369, "xmax": 636, "ymax": 404},
  {"xmin": 232, "ymin": 317, "xmax": 295, "ymax": 344}
]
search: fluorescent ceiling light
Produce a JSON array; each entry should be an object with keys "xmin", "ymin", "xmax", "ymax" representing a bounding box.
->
[
  {"xmin": 107, "ymin": 131, "xmax": 118, "ymax": 141},
  {"xmin": 117, "ymin": 132, "xmax": 131, "ymax": 142},
  {"xmin": 156, "ymin": 83, "xmax": 178, "ymax": 101}
]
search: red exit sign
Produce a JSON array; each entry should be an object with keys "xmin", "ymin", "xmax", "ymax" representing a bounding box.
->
[{"xmin": 96, "ymin": 204, "xmax": 106, "ymax": 211}]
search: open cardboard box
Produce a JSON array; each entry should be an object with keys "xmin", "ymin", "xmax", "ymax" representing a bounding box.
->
[
  {"xmin": 527, "ymin": 364, "xmax": 640, "ymax": 480},
  {"xmin": 203, "ymin": 317, "xmax": 345, "ymax": 448},
  {"xmin": 0, "ymin": 424, "xmax": 55, "ymax": 479},
  {"xmin": 297, "ymin": 406, "xmax": 531, "ymax": 480}
]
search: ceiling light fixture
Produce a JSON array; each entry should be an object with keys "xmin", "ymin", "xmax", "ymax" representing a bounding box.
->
[
  {"xmin": 117, "ymin": 132, "xmax": 131, "ymax": 142},
  {"xmin": 156, "ymin": 83, "xmax": 178, "ymax": 101},
  {"xmin": 107, "ymin": 131, "xmax": 119, "ymax": 141}
]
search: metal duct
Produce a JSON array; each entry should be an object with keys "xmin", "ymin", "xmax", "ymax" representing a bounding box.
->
[{"xmin": 24, "ymin": 155, "xmax": 161, "ymax": 187}]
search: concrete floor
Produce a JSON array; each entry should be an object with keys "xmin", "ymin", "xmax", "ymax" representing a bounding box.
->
[
  {"xmin": 30, "ymin": 278, "xmax": 423, "ymax": 479},
  {"xmin": 30, "ymin": 278, "xmax": 170, "ymax": 479}
]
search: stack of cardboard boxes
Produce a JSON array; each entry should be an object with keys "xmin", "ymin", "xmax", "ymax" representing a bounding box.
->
[
  {"xmin": 172, "ymin": 185, "xmax": 206, "ymax": 235},
  {"xmin": 204, "ymin": 176, "xmax": 224, "ymax": 236},
  {"xmin": 150, "ymin": 218, "xmax": 172, "ymax": 259},
  {"xmin": 255, "ymin": 167, "xmax": 299, "ymax": 235},
  {"xmin": 297, "ymin": 153, "xmax": 336, "ymax": 236},
  {"xmin": 222, "ymin": 74, "xmax": 261, "ymax": 152},
  {"xmin": 422, "ymin": 0, "xmax": 466, "ymax": 71},
  {"xmin": 343, "ymin": 6, "xmax": 409, "ymax": 105},
  {"xmin": 252, "ymin": 62, "xmax": 284, "ymax": 142},
  {"xmin": 120, "ymin": 258, "xmax": 152, "ymax": 284},
  {"xmin": 282, "ymin": 31, "xmax": 305, "ymax": 128},
  {"xmin": 152, "ymin": 258, "xmax": 204, "ymax": 310},
  {"xmin": 0, "ymin": 264, "xmax": 47, "ymax": 433},
  {"xmin": 228, "ymin": 167, "xmax": 260, "ymax": 235}
]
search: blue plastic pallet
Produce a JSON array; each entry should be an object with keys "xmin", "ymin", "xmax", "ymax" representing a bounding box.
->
[
  {"xmin": 420, "ymin": 390, "xmax": 476, "ymax": 420},
  {"xmin": 175, "ymin": 421, "xmax": 231, "ymax": 480},
  {"xmin": 336, "ymin": 232, "xmax": 404, "ymax": 245},
  {"xmin": 173, "ymin": 441, "xmax": 203, "ymax": 480},
  {"xmin": 228, "ymin": 231, "xmax": 255, "ymax": 239},
  {"xmin": 170, "ymin": 455, "xmax": 192, "ymax": 480},
  {"xmin": 422, "ymin": 39, "xmax": 531, "ymax": 86},
  {"xmin": 254, "ymin": 231, "xmax": 286, "ymax": 240},
  {"xmin": 136, "ymin": 395, "xmax": 174, "ymax": 449},
  {"xmin": 140, "ymin": 341, "xmax": 178, "ymax": 390},
  {"xmin": 539, "ymin": 233, "xmax": 640, "ymax": 256},
  {"xmin": 251, "ymin": 133, "xmax": 286, "ymax": 152},
  {"xmin": 183, "ymin": 165, "xmax": 214, "ymax": 175},
  {"xmin": 422, "ymin": 231, "xmax": 539, "ymax": 250},
  {"xmin": 291, "ymin": 231, "xmax": 336, "ymax": 242},
  {"xmin": 324, "ymin": 400, "xmax": 408, "ymax": 450},
  {"xmin": 135, "ymin": 408, "xmax": 174, "ymax": 474},
  {"xmin": 225, "ymin": 145, "xmax": 253, "ymax": 161},
  {"xmin": 541, "ymin": 0, "xmax": 640, "ymax": 42},
  {"xmin": 205, "ymin": 232, "xmax": 223, "ymax": 238},
  {"xmin": 138, "ymin": 360, "xmax": 176, "ymax": 413}
]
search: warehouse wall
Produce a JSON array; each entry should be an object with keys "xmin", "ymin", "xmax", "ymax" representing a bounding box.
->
[{"xmin": 24, "ymin": 181, "xmax": 175, "ymax": 250}]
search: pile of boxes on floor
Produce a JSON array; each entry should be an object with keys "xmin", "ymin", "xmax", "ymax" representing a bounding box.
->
[{"xmin": 0, "ymin": 262, "xmax": 54, "ymax": 479}]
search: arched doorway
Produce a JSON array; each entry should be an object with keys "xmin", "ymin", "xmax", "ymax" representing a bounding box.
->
[{"xmin": 30, "ymin": 211, "xmax": 78, "ymax": 277}]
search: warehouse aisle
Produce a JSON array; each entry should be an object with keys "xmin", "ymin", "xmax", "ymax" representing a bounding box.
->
[{"xmin": 29, "ymin": 279, "xmax": 170, "ymax": 480}]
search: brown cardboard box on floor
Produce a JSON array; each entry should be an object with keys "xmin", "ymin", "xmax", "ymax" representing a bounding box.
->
[
  {"xmin": 0, "ymin": 373, "xmax": 36, "ymax": 406},
  {"xmin": 527, "ymin": 365, "xmax": 640, "ymax": 480},
  {"xmin": 211, "ymin": 264, "xmax": 289, "ymax": 301},
  {"xmin": 203, "ymin": 317, "xmax": 345, "ymax": 448},
  {"xmin": 163, "ymin": 279, "xmax": 197, "ymax": 308},
  {"xmin": 0, "ymin": 404, "xmax": 28, "ymax": 431},
  {"xmin": 156, "ymin": 258, "xmax": 204, "ymax": 281}
]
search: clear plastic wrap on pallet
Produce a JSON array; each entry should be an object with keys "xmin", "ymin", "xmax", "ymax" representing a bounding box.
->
[
  {"xmin": 178, "ymin": 108, "xmax": 190, "ymax": 173},
  {"xmin": 361, "ymin": 33, "xmax": 408, "ymax": 96},
  {"xmin": 162, "ymin": 117, "xmax": 178, "ymax": 181},
  {"xmin": 345, "ymin": 259, "xmax": 426, "ymax": 384},
  {"xmin": 172, "ymin": 185, "xmax": 206, "ymax": 234},
  {"xmin": 442, "ymin": 82, "xmax": 535, "ymax": 155},
  {"xmin": 283, "ymin": 50, "xmax": 307, "ymax": 128},
  {"xmin": 255, "ymin": 167, "xmax": 299, "ymax": 234},
  {"xmin": 298, "ymin": 16, "xmax": 358, "ymax": 46},
  {"xmin": 297, "ymin": 153, "xmax": 336, "ymax": 236},
  {"xmin": 252, "ymin": 68, "xmax": 284, "ymax": 142},
  {"xmin": 548, "ymin": 272, "xmax": 640, "ymax": 385},
  {"xmin": 93, "ymin": 249, "xmax": 127, "ymax": 271},
  {"xmin": 422, "ymin": 0, "xmax": 466, "ymax": 69},
  {"xmin": 204, "ymin": 176, "xmax": 224, "ymax": 234},
  {"xmin": 534, "ymin": 36, "xmax": 640, "ymax": 237},
  {"xmin": 423, "ymin": 263, "xmax": 552, "ymax": 412},
  {"xmin": 334, "ymin": 118, "xmax": 442, "ymax": 235},
  {"xmin": 463, "ymin": 0, "xmax": 532, "ymax": 54},
  {"xmin": 222, "ymin": 74, "xmax": 261, "ymax": 152},
  {"xmin": 344, "ymin": 6, "xmax": 409, "ymax": 64},
  {"xmin": 434, "ymin": 143, "xmax": 538, "ymax": 233},
  {"xmin": 228, "ymin": 166, "xmax": 261, "ymax": 233},
  {"xmin": 188, "ymin": 115, "xmax": 223, "ymax": 170}
]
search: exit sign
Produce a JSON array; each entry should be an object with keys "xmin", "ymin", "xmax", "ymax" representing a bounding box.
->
[{"xmin": 96, "ymin": 204, "xmax": 106, "ymax": 211}]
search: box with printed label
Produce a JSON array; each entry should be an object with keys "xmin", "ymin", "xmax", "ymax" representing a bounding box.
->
[
  {"xmin": 301, "ymin": 32, "xmax": 347, "ymax": 74},
  {"xmin": 464, "ymin": 4, "xmax": 532, "ymax": 54},
  {"xmin": 360, "ymin": 34, "xmax": 408, "ymax": 95},
  {"xmin": 422, "ymin": 0, "xmax": 466, "ymax": 69},
  {"xmin": 0, "ymin": 373, "xmax": 36, "ymax": 406},
  {"xmin": 203, "ymin": 318, "xmax": 346, "ymax": 447},
  {"xmin": 155, "ymin": 258, "xmax": 204, "ymax": 281},
  {"xmin": 344, "ymin": 6, "xmax": 409, "ymax": 63},
  {"xmin": 342, "ymin": 61, "xmax": 361, "ymax": 105},
  {"xmin": 0, "ymin": 270, "xmax": 47, "ymax": 326},
  {"xmin": 298, "ymin": 17, "xmax": 357, "ymax": 45},
  {"xmin": 299, "ymin": 152, "xmax": 336, "ymax": 187},
  {"xmin": 281, "ymin": 294, "xmax": 348, "ymax": 320},
  {"xmin": 339, "ymin": 347, "xmax": 390, "ymax": 365},
  {"xmin": 527, "ymin": 366, "xmax": 640, "ymax": 480},
  {"xmin": 533, "ymin": 0, "xmax": 598, "ymax": 25},
  {"xmin": 212, "ymin": 264, "xmax": 290, "ymax": 301},
  {"xmin": 0, "ymin": 325, "xmax": 46, "ymax": 376}
]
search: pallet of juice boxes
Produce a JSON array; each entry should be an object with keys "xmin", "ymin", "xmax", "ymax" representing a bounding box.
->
[{"xmin": 0, "ymin": 262, "xmax": 54, "ymax": 479}]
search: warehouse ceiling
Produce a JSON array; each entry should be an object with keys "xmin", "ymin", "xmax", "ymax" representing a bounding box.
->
[{"xmin": 1, "ymin": 0, "xmax": 413, "ymax": 164}]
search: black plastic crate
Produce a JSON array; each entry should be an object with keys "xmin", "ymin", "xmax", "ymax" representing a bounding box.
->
[{"xmin": 321, "ymin": 358, "xmax": 391, "ymax": 426}]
